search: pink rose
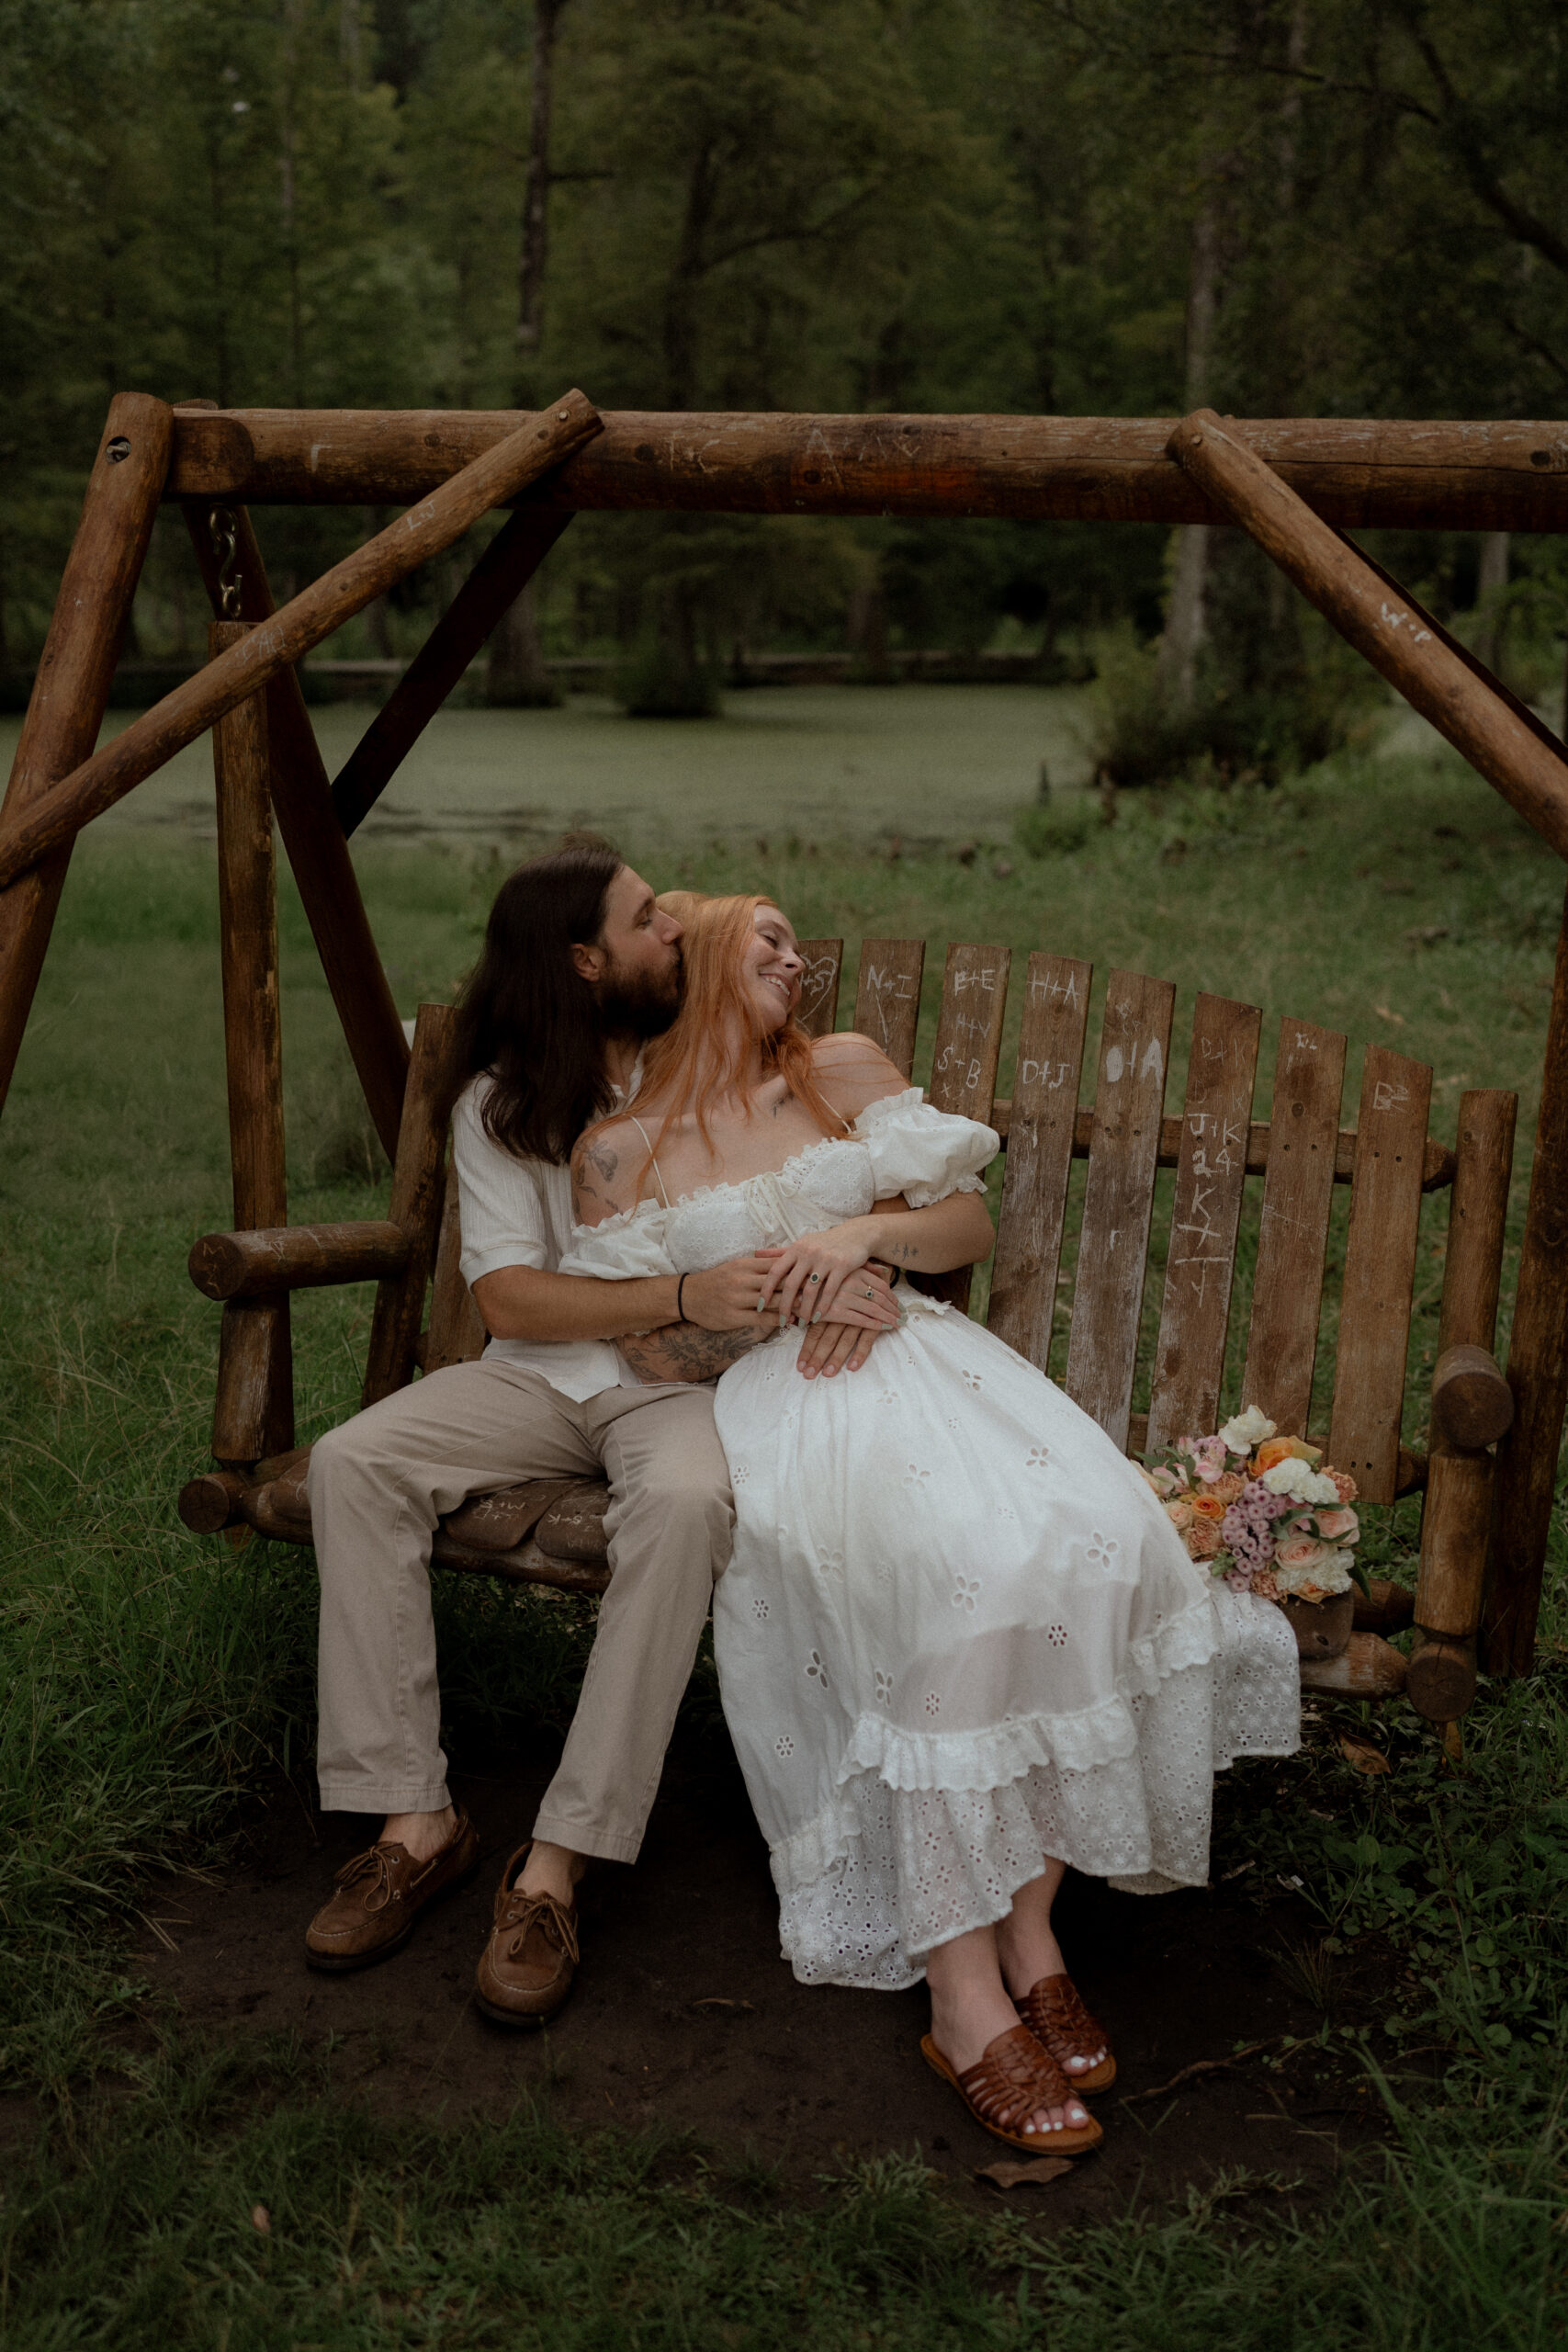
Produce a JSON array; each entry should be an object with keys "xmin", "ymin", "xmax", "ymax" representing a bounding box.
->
[
  {"xmin": 1190, "ymin": 1434, "xmax": 1228, "ymax": 1484},
  {"xmin": 1275, "ymin": 1532, "xmax": 1336, "ymax": 1572},
  {"xmin": 1165, "ymin": 1498, "xmax": 1195, "ymax": 1531},
  {"xmin": 1314, "ymin": 1506, "xmax": 1359, "ymax": 1544}
]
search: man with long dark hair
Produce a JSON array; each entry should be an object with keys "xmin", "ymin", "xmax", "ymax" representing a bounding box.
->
[{"xmin": 301, "ymin": 839, "xmax": 895, "ymax": 2024}]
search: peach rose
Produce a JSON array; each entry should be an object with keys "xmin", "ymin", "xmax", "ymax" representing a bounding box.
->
[
  {"xmin": 1165, "ymin": 1498, "xmax": 1195, "ymax": 1532},
  {"xmin": 1314, "ymin": 1505, "xmax": 1359, "ymax": 1544},
  {"xmin": 1190, "ymin": 1493, "xmax": 1227, "ymax": 1523},
  {"xmin": 1254, "ymin": 1435, "xmax": 1322, "ymax": 1475},
  {"xmin": 1211, "ymin": 1471, "xmax": 1246, "ymax": 1506}
]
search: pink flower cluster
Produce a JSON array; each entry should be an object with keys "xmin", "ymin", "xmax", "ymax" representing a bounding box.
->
[{"xmin": 1220, "ymin": 1480, "xmax": 1297, "ymax": 1594}]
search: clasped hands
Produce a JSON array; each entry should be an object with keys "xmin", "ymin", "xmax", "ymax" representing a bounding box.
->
[{"xmin": 678, "ymin": 1222, "xmax": 897, "ymax": 1381}]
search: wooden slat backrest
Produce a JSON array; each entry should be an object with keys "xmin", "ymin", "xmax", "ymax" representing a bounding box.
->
[
  {"xmin": 987, "ymin": 953, "xmax": 1092, "ymax": 1371},
  {"xmin": 1146, "ymin": 993, "xmax": 1262, "ymax": 1451},
  {"xmin": 795, "ymin": 939, "xmax": 843, "ymax": 1039},
  {"xmin": 924, "ymin": 944, "xmax": 1010, "ymax": 1311},
  {"xmin": 1065, "ymin": 971, "xmax": 1176, "ymax": 1450},
  {"xmin": 852, "ymin": 938, "xmax": 925, "ymax": 1077},
  {"xmin": 1327, "ymin": 1045, "xmax": 1434, "ymax": 1501},
  {"xmin": 1242, "ymin": 1018, "xmax": 1347, "ymax": 1433}
]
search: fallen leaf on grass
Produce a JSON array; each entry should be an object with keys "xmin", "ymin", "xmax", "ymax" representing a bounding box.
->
[
  {"xmin": 690, "ymin": 1997, "xmax": 755, "ymax": 2013},
  {"xmin": 251, "ymin": 2205, "xmax": 271, "ymax": 2234},
  {"xmin": 1339, "ymin": 1732, "xmax": 1390, "ymax": 1775},
  {"xmin": 975, "ymin": 2158, "xmax": 1073, "ymax": 2190}
]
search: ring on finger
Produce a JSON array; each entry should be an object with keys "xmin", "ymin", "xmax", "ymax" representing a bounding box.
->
[{"xmin": 807, "ymin": 1272, "xmax": 820, "ymax": 1284}]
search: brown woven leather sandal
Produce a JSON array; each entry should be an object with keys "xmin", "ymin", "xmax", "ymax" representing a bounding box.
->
[
  {"xmin": 920, "ymin": 2023, "xmax": 1103, "ymax": 2155},
  {"xmin": 1014, "ymin": 1972, "xmax": 1116, "ymax": 2094}
]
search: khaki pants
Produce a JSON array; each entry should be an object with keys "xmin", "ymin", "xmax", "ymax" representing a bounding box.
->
[{"xmin": 307, "ymin": 1362, "xmax": 733, "ymax": 1862}]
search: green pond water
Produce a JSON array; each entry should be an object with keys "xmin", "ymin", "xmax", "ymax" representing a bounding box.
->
[{"xmin": 0, "ymin": 684, "xmax": 1099, "ymax": 858}]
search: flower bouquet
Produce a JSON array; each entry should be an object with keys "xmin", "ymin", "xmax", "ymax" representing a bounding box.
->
[{"xmin": 1139, "ymin": 1406, "xmax": 1365, "ymax": 1657}]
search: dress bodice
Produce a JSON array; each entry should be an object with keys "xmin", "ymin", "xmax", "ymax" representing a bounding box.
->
[
  {"xmin": 556, "ymin": 1089, "xmax": 999, "ymax": 1284},
  {"xmin": 660, "ymin": 1137, "xmax": 877, "ymax": 1273}
]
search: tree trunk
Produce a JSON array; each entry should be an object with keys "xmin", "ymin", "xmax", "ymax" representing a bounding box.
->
[
  {"xmin": 491, "ymin": 0, "xmax": 567, "ymax": 708},
  {"xmin": 1159, "ymin": 198, "xmax": 1221, "ymax": 707},
  {"xmin": 847, "ymin": 570, "xmax": 892, "ymax": 682},
  {"xmin": 516, "ymin": 0, "xmax": 565, "ymax": 379},
  {"xmin": 487, "ymin": 576, "xmax": 558, "ymax": 707}
]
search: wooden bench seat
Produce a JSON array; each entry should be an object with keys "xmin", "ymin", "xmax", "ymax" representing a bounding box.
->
[{"xmin": 179, "ymin": 934, "xmax": 1517, "ymax": 1728}]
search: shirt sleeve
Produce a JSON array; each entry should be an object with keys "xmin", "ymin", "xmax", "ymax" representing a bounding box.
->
[
  {"xmin": 557, "ymin": 1204, "xmax": 677, "ymax": 1281},
  {"xmin": 854, "ymin": 1087, "xmax": 999, "ymax": 1207},
  {"xmin": 453, "ymin": 1079, "xmax": 552, "ymax": 1288}
]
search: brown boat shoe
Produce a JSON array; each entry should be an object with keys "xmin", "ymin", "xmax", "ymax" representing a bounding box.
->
[
  {"xmin": 304, "ymin": 1806, "xmax": 479, "ymax": 1973},
  {"xmin": 474, "ymin": 1840, "xmax": 581, "ymax": 2028}
]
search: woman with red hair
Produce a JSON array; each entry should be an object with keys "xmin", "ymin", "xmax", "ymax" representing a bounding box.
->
[{"xmin": 561, "ymin": 892, "xmax": 1298, "ymax": 2157}]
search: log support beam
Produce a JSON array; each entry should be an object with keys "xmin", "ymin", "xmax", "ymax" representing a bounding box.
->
[
  {"xmin": 0, "ymin": 393, "xmax": 603, "ymax": 896},
  {"xmin": 209, "ymin": 622, "xmax": 293, "ymax": 1465},
  {"xmin": 164, "ymin": 408, "xmax": 1568, "ymax": 532},
  {"xmin": 1488, "ymin": 891, "xmax": 1568, "ymax": 1675},
  {"xmin": 1168, "ymin": 410, "xmax": 1568, "ymax": 861},
  {"xmin": 184, "ymin": 499, "xmax": 411, "ymax": 1160},
  {"xmin": 0, "ymin": 395, "xmax": 172, "ymax": 1121},
  {"xmin": 332, "ymin": 506, "xmax": 572, "ymax": 837}
]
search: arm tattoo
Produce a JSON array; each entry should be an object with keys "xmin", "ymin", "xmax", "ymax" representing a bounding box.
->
[
  {"xmin": 588, "ymin": 1142, "xmax": 619, "ymax": 1182},
  {"xmin": 620, "ymin": 1322, "xmax": 768, "ymax": 1384}
]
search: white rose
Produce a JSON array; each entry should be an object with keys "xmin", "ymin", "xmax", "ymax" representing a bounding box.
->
[
  {"xmin": 1274, "ymin": 1550, "xmax": 1354, "ymax": 1598},
  {"xmin": 1220, "ymin": 1406, "xmax": 1277, "ymax": 1452},
  {"xmin": 1260, "ymin": 1458, "xmax": 1340, "ymax": 1507}
]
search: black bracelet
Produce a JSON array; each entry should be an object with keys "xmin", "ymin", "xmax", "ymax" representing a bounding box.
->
[{"xmin": 676, "ymin": 1272, "xmax": 689, "ymax": 1322}]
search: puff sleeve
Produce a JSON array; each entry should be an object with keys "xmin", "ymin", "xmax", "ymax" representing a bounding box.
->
[
  {"xmin": 556, "ymin": 1204, "xmax": 678, "ymax": 1282},
  {"xmin": 854, "ymin": 1087, "xmax": 999, "ymax": 1207}
]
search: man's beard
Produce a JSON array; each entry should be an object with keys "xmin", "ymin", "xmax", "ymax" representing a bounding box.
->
[{"xmin": 595, "ymin": 952, "xmax": 682, "ymax": 1040}]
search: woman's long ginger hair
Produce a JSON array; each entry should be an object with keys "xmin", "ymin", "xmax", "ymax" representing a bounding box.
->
[{"xmin": 611, "ymin": 893, "xmax": 843, "ymax": 1178}]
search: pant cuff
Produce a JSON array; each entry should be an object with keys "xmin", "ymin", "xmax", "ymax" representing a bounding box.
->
[
  {"xmin": 317, "ymin": 1778, "xmax": 452, "ymax": 1815},
  {"xmin": 532, "ymin": 1809, "xmax": 643, "ymax": 1866}
]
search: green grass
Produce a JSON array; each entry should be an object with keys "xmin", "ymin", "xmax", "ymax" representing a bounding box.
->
[{"xmin": 3, "ymin": 735, "xmax": 1568, "ymax": 2342}]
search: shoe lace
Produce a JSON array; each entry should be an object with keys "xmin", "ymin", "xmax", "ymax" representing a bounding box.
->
[
  {"xmin": 333, "ymin": 1842, "xmax": 400, "ymax": 1913},
  {"xmin": 503, "ymin": 1889, "xmax": 580, "ymax": 1967}
]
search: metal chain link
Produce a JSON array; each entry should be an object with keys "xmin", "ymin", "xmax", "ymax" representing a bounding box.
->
[{"xmin": 207, "ymin": 503, "xmax": 243, "ymax": 619}]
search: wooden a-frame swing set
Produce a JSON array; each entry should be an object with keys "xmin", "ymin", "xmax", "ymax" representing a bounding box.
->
[{"xmin": 6, "ymin": 389, "xmax": 1568, "ymax": 1735}]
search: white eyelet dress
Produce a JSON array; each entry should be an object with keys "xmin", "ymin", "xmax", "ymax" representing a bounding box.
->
[{"xmin": 558, "ymin": 1091, "xmax": 1300, "ymax": 1991}]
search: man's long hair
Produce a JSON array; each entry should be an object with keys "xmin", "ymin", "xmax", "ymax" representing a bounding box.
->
[
  {"xmin": 616, "ymin": 893, "xmax": 843, "ymax": 1174},
  {"xmin": 453, "ymin": 840, "xmax": 625, "ymax": 1166}
]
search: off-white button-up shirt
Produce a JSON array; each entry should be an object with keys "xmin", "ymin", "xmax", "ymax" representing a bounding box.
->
[{"xmin": 451, "ymin": 1069, "xmax": 648, "ymax": 1403}]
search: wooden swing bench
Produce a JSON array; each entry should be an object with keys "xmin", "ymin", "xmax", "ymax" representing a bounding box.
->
[{"xmin": 178, "ymin": 931, "xmax": 1517, "ymax": 1731}]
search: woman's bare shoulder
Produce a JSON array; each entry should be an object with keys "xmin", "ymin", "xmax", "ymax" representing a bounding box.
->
[{"xmin": 810, "ymin": 1031, "xmax": 911, "ymax": 1114}]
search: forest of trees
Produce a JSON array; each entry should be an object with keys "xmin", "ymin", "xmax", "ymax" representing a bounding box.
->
[{"xmin": 4, "ymin": 0, "xmax": 1567, "ymax": 733}]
